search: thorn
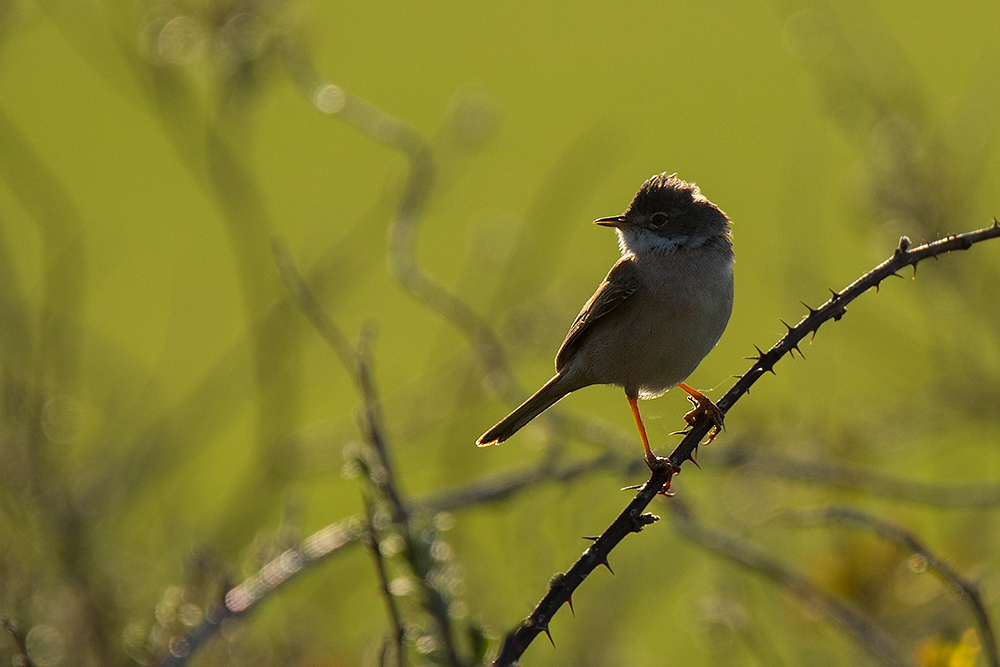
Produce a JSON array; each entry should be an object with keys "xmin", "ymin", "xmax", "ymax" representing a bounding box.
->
[
  {"xmin": 600, "ymin": 558, "xmax": 615, "ymax": 576},
  {"xmin": 890, "ymin": 272, "xmax": 904, "ymax": 280},
  {"xmin": 541, "ymin": 624, "xmax": 555, "ymax": 647},
  {"xmin": 800, "ymin": 300, "xmax": 818, "ymax": 314},
  {"xmin": 582, "ymin": 536, "xmax": 599, "ymax": 541},
  {"xmin": 766, "ymin": 365, "xmax": 776, "ymax": 375},
  {"xmin": 621, "ymin": 484, "xmax": 642, "ymax": 491},
  {"xmin": 753, "ymin": 344, "xmax": 765, "ymax": 356},
  {"xmin": 810, "ymin": 329, "xmax": 818, "ymax": 343},
  {"xmin": 686, "ymin": 447, "xmax": 702, "ymax": 469},
  {"xmin": 636, "ymin": 512, "xmax": 661, "ymax": 527},
  {"xmin": 829, "ymin": 288, "xmax": 841, "ymax": 299},
  {"xmin": 792, "ymin": 344, "xmax": 805, "ymax": 359},
  {"xmin": 911, "ymin": 263, "xmax": 918, "ymax": 279},
  {"xmin": 874, "ymin": 281, "xmax": 880, "ymax": 293},
  {"xmin": 567, "ymin": 596, "xmax": 575, "ymax": 617},
  {"xmin": 731, "ymin": 373, "xmax": 744, "ymax": 380},
  {"xmin": 779, "ymin": 318, "xmax": 794, "ymax": 333}
]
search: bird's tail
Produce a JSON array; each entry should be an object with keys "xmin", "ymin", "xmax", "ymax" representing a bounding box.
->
[{"xmin": 477, "ymin": 375, "xmax": 570, "ymax": 446}]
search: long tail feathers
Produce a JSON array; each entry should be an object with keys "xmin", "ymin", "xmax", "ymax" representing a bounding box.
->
[{"xmin": 477, "ymin": 375, "xmax": 570, "ymax": 446}]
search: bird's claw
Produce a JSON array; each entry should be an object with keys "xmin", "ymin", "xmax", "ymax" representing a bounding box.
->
[
  {"xmin": 643, "ymin": 453, "xmax": 677, "ymax": 495},
  {"xmin": 680, "ymin": 386, "xmax": 724, "ymax": 446}
]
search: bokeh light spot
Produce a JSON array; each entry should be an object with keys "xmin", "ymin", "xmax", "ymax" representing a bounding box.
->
[
  {"xmin": 158, "ymin": 16, "xmax": 207, "ymax": 65},
  {"xmin": 26, "ymin": 625, "xmax": 64, "ymax": 666},
  {"xmin": 315, "ymin": 84, "xmax": 346, "ymax": 114}
]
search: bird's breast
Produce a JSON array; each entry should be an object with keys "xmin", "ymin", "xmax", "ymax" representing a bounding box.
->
[{"xmin": 572, "ymin": 245, "xmax": 734, "ymax": 398}]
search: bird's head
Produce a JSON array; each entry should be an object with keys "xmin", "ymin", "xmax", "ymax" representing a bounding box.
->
[{"xmin": 595, "ymin": 173, "xmax": 731, "ymax": 255}]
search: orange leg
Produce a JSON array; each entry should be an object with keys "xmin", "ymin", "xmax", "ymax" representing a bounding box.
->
[
  {"xmin": 677, "ymin": 383, "xmax": 724, "ymax": 443},
  {"xmin": 629, "ymin": 394, "xmax": 677, "ymax": 494},
  {"xmin": 627, "ymin": 395, "xmax": 653, "ymax": 460}
]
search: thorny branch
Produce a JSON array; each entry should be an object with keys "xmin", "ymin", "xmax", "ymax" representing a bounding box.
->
[
  {"xmin": 491, "ymin": 222, "xmax": 1000, "ymax": 666},
  {"xmin": 790, "ymin": 505, "xmax": 999, "ymax": 667}
]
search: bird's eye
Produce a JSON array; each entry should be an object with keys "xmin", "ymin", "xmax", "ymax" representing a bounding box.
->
[{"xmin": 650, "ymin": 212, "xmax": 668, "ymax": 227}]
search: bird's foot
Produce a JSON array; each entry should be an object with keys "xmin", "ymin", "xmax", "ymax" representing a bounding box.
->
[
  {"xmin": 643, "ymin": 453, "xmax": 677, "ymax": 496},
  {"xmin": 678, "ymin": 383, "xmax": 724, "ymax": 446}
]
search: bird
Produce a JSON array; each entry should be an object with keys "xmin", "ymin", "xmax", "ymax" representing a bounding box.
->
[{"xmin": 477, "ymin": 172, "xmax": 734, "ymax": 462}]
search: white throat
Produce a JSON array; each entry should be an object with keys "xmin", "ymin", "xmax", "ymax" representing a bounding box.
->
[{"xmin": 617, "ymin": 227, "xmax": 685, "ymax": 257}]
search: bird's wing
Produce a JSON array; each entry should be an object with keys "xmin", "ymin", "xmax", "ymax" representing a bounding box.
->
[{"xmin": 555, "ymin": 257, "xmax": 641, "ymax": 372}]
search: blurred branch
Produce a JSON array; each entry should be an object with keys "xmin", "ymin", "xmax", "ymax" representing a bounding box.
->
[
  {"xmin": 281, "ymin": 47, "xmax": 517, "ymax": 398},
  {"xmin": 419, "ymin": 451, "xmax": 633, "ymax": 513},
  {"xmin": 96, "ymin": 12, "xmax": 306, "ymax": 541},
  {"xmin": 87, "ymin": 231, "xmax": 372, "ymax": 514},
  {"xmin": 0, "ymin": 107, "xmax": 82, "ymax": 503},
  {"xmin": 1, "ymin": 618, "xmax": 34, "ymax": 667},
  {"xmin": 273, "ymin": 239, "xmax": 355, "ymax": 375},
  {"xmin": 156, "ymin": 519, "xmax": 363, "ymax": 667},
  {"xmin": 789, "ymin": 505, "xmax": 999, "ymax": 667},
  {"xmin": 155, "ymin": 449, "xmax": 630, "ymax": 667},
  {"xmin": 669, "ymin": 500, "xmax": 909, "ymax": 667},
  {"xmin": 490, "ymin": 223, "xmax": 1000, "ymax": 665},
  {"xmin": 786, "ymin": 1, "xmax": 998, "ymax": 237},
  {"xmin": 278, "ymin": 242, "xmax": 465, "ymax": 666},
  {"xmin": 0, "ymin": 107, "xmax": 123, "ymax": 666},
  {"xmin": 363, "ymin": 494, "xmax": 407, "ymax": 667},
  {"xmin": 0, "ymin": 108, "xmax": 85, "ymax": 390},
  {"xmin": 710, "ymin": 443, "xmax": 1000, "ymax": 507},
  {"xmin": 353, "ymin": 336, "xmax": 412, "ymax": 526}
]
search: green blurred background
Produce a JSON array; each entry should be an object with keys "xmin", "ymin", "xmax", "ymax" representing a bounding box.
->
[{"xmin": 2, "ymin": 0, "xmax": 1000, "ymax": 665}]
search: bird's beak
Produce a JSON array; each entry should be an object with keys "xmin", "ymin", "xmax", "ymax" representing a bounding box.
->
[{"xmin": 594, "ymin": 215, "xmax": 626, "ymax": 228}]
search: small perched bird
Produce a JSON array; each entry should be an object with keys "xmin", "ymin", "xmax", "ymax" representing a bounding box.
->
[{"xmin": 477, "ymin": 173, "xmax": 734, "ymax": 460}]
